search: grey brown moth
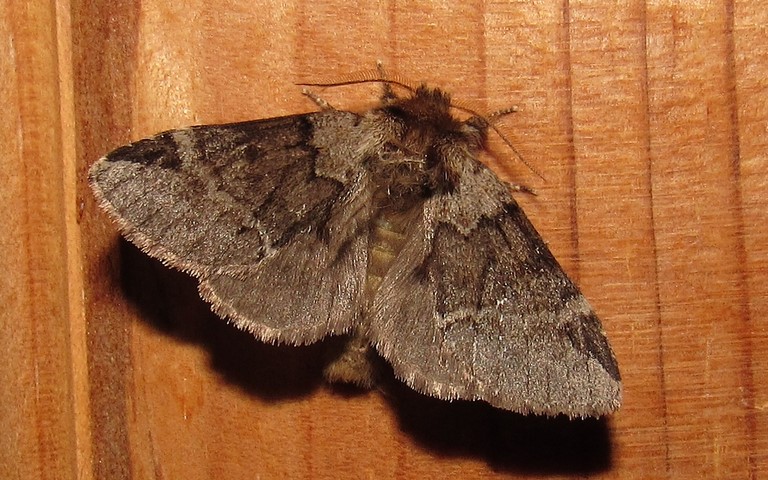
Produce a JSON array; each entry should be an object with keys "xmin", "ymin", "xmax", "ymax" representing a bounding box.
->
[{"xmin": 89, "ymin": 72, "xmax": 621, "ymax": 418}]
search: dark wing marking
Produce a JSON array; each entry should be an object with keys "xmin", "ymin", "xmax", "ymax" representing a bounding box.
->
[{"xmin": 368, "ymin": 158, "xmax": 621, "ymax": 417}]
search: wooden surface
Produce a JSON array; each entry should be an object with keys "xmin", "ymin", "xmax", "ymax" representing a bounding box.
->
[{"xmin": 2, "ymin": 0, "xmax": 766, "ymax": 478}]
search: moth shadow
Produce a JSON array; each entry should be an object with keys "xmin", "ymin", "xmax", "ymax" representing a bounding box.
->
[
  {"xmin": 119, "ymin": 241, "xmax": 614, "ymax": 473},
  {"xmin": 382, "ymin": 369, "xmax": 615, "ymax": 474},
  {"xmin": 119, "ymin": 240, "xmax": 325, "ymax": 401}
]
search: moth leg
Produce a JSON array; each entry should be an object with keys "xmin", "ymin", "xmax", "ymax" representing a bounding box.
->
[
  {"xmin": 301, "ymin": 88, "xmax": 336, "ymax": 111},
  {"xmin": 376, "ymin": 61, "xmax": 398, "ymax": 104},
  {"xmin": 486, "ymin": 105, "xmax": 519, "ymax": 123},
  {"xmin": 467, "ymin": 108, "xmax": 546, "ymax": 182},
  {"xmin": 507, "ymin": 182, "xmax": 536, "ymax": 196}
]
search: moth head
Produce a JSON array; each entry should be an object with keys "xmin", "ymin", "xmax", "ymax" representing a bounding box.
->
[
  {"xmin": 368, "ymin": 80, "xmax": 535, "ymax": 181},
  {"xmin": 382, "ymin": 85, "xmax": 488, "ymax": 151},
  {"xmin": 369, "ymin": 85, "xmax": 493, "ymax": 197}
]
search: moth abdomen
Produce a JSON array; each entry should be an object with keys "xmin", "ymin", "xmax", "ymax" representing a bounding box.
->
[{"xmin": 366, "ymin": 211, "xmax": 414, "ymax": 298}]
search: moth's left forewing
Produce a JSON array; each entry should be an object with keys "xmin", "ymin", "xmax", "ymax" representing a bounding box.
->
[
  {"xmin": 88, "ymin": 116, "xmax": 328, "ymax": 275},
  {"xmin": 368, "ymin": 155, "xmax": 621, "ymax": 418},
  {"xmin": 89, "ymin": 112, "xmax": 375, "ymax": 345}
]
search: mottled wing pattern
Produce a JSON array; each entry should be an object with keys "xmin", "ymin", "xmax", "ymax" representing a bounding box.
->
[
  {"xmin": 89, "ymin": 112, "xmax": 372, "ymax": 344},
  {"xmin": 369, "ymin": 157, "xmax": 621, "ymax": 417}
]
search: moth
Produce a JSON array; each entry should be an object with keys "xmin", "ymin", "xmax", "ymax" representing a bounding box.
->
[{"xmin": 89, "ymin": 70, "xmax": 621, "ymax": 418}]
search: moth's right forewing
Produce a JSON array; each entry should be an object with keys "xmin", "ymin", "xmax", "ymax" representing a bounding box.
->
[{"xmin": 368, "ymin": 158, "xmax": 621, "ymax": 417}]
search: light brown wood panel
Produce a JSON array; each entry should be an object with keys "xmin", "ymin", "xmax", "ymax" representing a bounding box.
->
[
  {"xmin": 1, "ymin": 1, "xmax": 77, "ymax": 479},
  {"xmin": 2, "ymin": 0, "xmax": 766, "ymax": 478}
]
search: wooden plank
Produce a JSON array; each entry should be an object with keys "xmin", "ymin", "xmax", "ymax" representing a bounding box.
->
[
  {"xmin": 0, "ymin": 1, "xmax": 77, "ymax": 479},
  {"xmin": 645, "ymin": 2, "xmax": 757, "ymax": 476},
  {"xmin": 1, "ymin": 0, "xmax": 764, "ymax": 477},
  {"xmin": 733, "ymin": 0, "xmax": 768, "ymax": 476}
]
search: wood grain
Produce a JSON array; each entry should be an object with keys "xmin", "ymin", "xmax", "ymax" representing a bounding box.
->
[
  {"xmin": 1, "ymin": 1, "xmax": 77, "ymax": 479},
  {"xmin": 2, "ymin": 0, "xmax": 766, "ymax": 478}
]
